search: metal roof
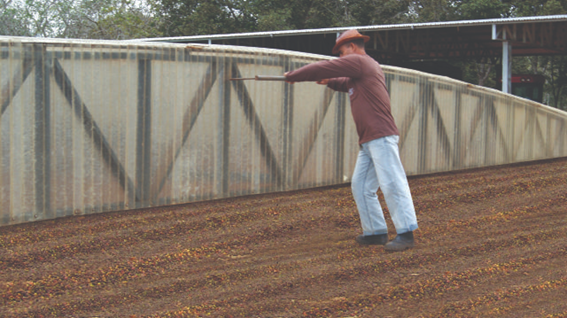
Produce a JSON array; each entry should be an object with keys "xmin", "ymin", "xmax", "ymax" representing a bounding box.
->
[
  {"xmin": 132, "ymin": 15, "xmax": 567, "ymax": 43},
  {"xmin": 127, "ymin": 14, "xmax": 567, "ymax": 84}
]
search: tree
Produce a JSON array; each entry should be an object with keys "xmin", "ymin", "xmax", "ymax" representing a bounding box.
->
[
  {"xmin": 453, "ymin": 0, "xmax": 510, "ymax": 88},
  {"xmin": 62, "ymin": 0, "xmax": 161, "ymax": 39},
  {"xmin": 349, "ymin": 0, "xmax": 413, "ymax": 25},
  {"xmin": 151, "ymin": 0, "xmax": 257, "ymax": 36},
  {"xmin": 261, "ymin": 0, "xmax": 358, "ymax": 29},
  {"xmin": 264, "ymin": 0, "xmax": 353, "ymax": 29},
  {"xmin": 455, "ymin": 0, "xmax": 511, "ymax": 19},
  {"xmin": 407, "ymin": 0, "xmax": 455, "ymax": 22},
  {"xmin": 151, "ymin": 0, "xmax": 414, "ymax": 36},
  {"xmin": 545, "ymin": 56, "xmax": 567, "ymax": 109},
  {"xmin": 55, "ymin": 0, "xmax": 161, "ymax": 40},
  {"xmin": 0, "ymin": 0, "xmax": 159, "ymax": 39},
  {"xmin": 510, "ymin": 0, "xmax": 567, "ymax": 16},
  {"xmin": 509, "ymin": 0, "xmax": 567, "ymax": 108},
  {"xmin": 0, "ymin": 0, "xmax": 32, "ymax": 36},
  {"xmin": 0, "ymin": 0, "xmax": 64, "ymax": 37}
]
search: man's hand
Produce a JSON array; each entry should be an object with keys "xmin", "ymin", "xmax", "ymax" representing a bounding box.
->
[{"xmin": 284, "ymin": 72, "xmax": 295, "ymax": 84}]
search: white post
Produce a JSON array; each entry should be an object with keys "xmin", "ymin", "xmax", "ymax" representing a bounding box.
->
[{"xmin": 502, "ymin": 41, "xmax": 512, "ymax": 94}]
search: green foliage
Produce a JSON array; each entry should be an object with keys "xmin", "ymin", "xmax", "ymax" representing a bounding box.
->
[
  {"xmin": 511, "ymin": 0, "xmax": 567, "ymax": 16},
  {"xmin": 76, "ymin": 0, "xmax": 161, "ymax": 39},
  {"xmin": 349, "ymin": 0, "xmax": 413, "ymax": 25},
  {"xmin": 508, "ymin": 1, "xmax": 567, "ymax": 108},
  {"xmin": 0, "ymin": 0, "xmax": 31, "ymax": 36},
  {"xmin": 542, "ymin": 56, "xmax": 567, "ymax": 109},
  {"xmin": 153, "ymin": 0, "xmax": 415, "ymax": 36},
  {"xmin": 456, "ymin": 0, "xmax": 511, "ymax": 19},
  {"xmin": 278, "ymin": 0, "xmax": 355, "ymax": 29},
  {"xmin": 0, "ymin": 0, "xmax": 160, "ymax": 39},
  {"xmin": 407, "ymin": 0, "xmax": 457, "ymax": 22},
  {"xmin": 152, "ymin": 0, "xmax": 257, "ymax": 36},
  {"xmin": 2, "ymin": 0, "xmax": 66, "ymax": 37}
]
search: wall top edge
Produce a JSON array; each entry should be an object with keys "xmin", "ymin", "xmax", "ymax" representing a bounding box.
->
[
  {"xmin": 0, "ymin": 36, "xmax": 333, "ymax": 61},
  {"xmin": 1, "ymin": 35, "xmax": 565, "ymax": 118}
]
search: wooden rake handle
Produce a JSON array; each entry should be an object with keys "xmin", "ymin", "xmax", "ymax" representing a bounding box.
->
[{"xmin": 230, "ymin": 75, "xmax": 287, "ymax": 81}]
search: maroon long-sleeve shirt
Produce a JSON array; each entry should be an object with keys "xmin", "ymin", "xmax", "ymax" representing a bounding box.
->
[{"xmin": 286, "ymin": 54, "xmax": 399, "ymax": 145}]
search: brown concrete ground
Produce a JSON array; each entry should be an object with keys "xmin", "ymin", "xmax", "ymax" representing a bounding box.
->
[{"xmin": 1, "ymin": 157, "xmax": 566, "ymax": 317}]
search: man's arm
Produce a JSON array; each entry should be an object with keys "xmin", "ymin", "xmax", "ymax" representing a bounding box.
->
[
  {"xmin": 327, "ymin": 78, "xmax": 349, "ymax": 92},
  {"xmin": 284, "ymin": 75, "xmax": 349, "ymax": 93},
  {"xmin": 285, "ymin": 55, "xmax": 362, "ymax": 83}
]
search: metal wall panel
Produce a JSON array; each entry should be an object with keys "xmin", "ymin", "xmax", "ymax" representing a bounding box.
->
[{"xmin": 1, "ymin": 37, "xmax": 566, "ymax": 226}]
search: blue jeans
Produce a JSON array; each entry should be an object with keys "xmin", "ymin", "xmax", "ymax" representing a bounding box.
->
[{"xmin": 351, "ymin": 135, "xmax": 418, "ymax": 236}]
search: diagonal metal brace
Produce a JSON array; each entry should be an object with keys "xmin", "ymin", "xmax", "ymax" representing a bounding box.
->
[
  {"xmin": 230, "ymin": 64, "xmax": 284, "ymax": 187},
  {"xmin": 152, "ymin": 60, "xmax": 219, "ymax": 201},
  {"xmin": 52, "ymin": 58, "xmax": 139, "ymax": 203},
  {"xmin": 1, "ymin": 57, "xmax": 34, "ymax": 117},
  {"xmin": 294, "ymin": 88, "xmax": 335, "ymax": 184}
]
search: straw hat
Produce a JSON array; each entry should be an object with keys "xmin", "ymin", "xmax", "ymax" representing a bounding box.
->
[{"xmin": 332, "ymin": 29, "xmax": 370, "ymax": 54}]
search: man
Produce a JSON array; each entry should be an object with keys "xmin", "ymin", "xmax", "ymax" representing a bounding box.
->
[{"xmin": 285, "ymin": 29, "xmax": 418, "ymax": 252}]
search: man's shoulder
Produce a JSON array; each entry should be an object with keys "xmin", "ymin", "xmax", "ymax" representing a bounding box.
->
[
  {"xmin": 336, "ymin": 54, "xmax": 374, "ymax": 68},
  {"xmin": 343, "ymin": 54, "xmax": 379, "ymax": 66},
  {"xmin": 342, "ymin": 53, "xmax": 366, "ymax": 61},
  {"xmin": 362, "ymin": 54, "xmax": 380, "ymax": 65}
]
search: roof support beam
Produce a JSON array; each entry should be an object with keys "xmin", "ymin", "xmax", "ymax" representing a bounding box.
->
[
  {"xmin": 493, "ymin": 23, "xmax": 512, "ymax": 94},
  {"xmin": 502, "ymin": 41, "xmax": 512, "ymax": 94}
]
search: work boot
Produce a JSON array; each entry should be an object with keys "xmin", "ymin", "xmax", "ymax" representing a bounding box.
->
[
  {"xmin": 356, "ymin": 233, "xmax": 388, "ymax": 245},
  {"xmin": 384, "ymin": 231, "xmax": 414, "ymax": 252}
]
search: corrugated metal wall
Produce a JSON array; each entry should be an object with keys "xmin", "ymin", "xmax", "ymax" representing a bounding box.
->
[{"xmin": 1, "ymin": 37, "xmax": 566, "ymax": 226}]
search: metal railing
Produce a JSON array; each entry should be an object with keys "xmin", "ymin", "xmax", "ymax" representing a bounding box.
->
[{"xmin": 1, "ymin": 37, "xmax": 566, "ymax": 226}]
